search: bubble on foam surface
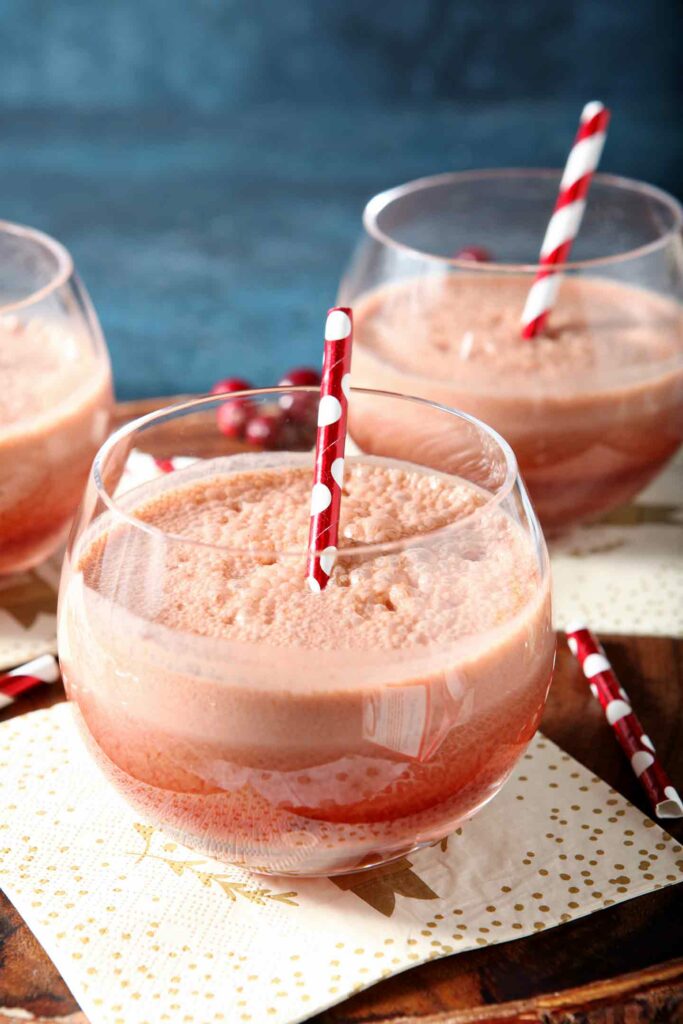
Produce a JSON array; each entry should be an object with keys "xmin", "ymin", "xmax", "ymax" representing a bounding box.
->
[{"xmin": 79, "ymin": 456, "xmax": 540, "ymax": 651}]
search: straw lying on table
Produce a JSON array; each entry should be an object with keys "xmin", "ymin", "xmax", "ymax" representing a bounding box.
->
[
  {"xmin": 521, "ymin": 101, "xmax": 611, "ymax": 339},
  {"xmin": 566, "ymin": 624, "xmax": 683, "ymax": 820},
  {"xmin": 306, "ymin": 306, "xmax": 353, "ymax": 592},
  {"xmin": 0, "ymin": 654, "xmax": 60, "ymax": 709}
]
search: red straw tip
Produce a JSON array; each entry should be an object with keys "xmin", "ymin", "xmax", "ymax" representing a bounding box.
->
[
  {"xmin": 325, "ymin": 307, "xmax": 353, "ymax": 341},
  {"xmin": 521, "ymin": 317, "xmax": 542, "ymax": 340},
  {"xmin": 579, "ymin": 101, "xmax": 611, "ymax": 134}
]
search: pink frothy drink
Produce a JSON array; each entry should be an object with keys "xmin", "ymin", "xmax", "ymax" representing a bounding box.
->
[
  {"xmin": 58, "ymin": 389, "xmax": 555, "ymax": 876},
  {"xmin": 341, "ymin": 172, "xmax": 683, "ymax": 533},
  {"xmin": 0, "ymin": 223, "xmax": 112, "ymax": 574}
]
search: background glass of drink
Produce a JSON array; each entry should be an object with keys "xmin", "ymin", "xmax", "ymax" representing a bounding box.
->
[
  {"xmin": 340, "ymin": 171, "xmax": 683, "ymax": 534},
  {"xmin": 58, "ymin": 387, "xmax": 554, "ymax": 876},
  {"xmin": 0, "ymin": 221, "xmax": 113, "ymax": 574}
]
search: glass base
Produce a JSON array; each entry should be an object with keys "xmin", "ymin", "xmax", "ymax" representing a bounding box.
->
[{"xmin": 159, "ymin": 824, "xmax": 436, "ymax": 878}]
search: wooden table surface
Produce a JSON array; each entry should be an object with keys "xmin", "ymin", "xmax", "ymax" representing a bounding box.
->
[{"xmin": 1, "ymin": 397, "xmax": 681, "ymax": 1024}]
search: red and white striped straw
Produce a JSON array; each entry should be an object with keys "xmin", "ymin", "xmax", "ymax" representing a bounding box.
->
[
  {"xmin": 306, "ymin": 307, "xmax": 353, "ymax": 592},
  {"xmin": 0, "ymin": 654, "xmax": 60, "ymax": 710},
  {"xmin": 521, "ymin": 101, "xmax": 611, "ymax": 339},
  {"xmin": 565, "ymin": 624, "xmax": 683, "ymax": 820}
]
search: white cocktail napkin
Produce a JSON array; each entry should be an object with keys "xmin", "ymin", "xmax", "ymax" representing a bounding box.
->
[
  {"xmin": 0, "ymin": 704, "xmax": 680, "ymax": 1024},
  {"xmin": 0, "ymin": 552, "xmax": 62, "ymax": 671}
]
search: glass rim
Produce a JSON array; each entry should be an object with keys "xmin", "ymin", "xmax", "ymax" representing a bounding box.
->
[
  {"xmin": 92, "ymin": 386, "xmax": 522, "ymax": 558},
  {"xmin": 362, "ymin": 168, "xmax": 683, "ymax": 273},
  {"xmin": 0, "ymin": 219, "xmax": 74, "ymax": 314}
]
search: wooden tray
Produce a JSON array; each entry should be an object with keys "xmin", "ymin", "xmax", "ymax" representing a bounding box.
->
[{"xmin": 1, "ymin": 397, "xmax": 681, "ymax": 1024}]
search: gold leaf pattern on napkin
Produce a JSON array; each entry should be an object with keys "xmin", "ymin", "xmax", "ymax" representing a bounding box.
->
[
  {"xmin": 127, "ymin": 823, "xmax": 299, "ymax": 907},
  {"xmin": 331, "ymin": 857, "xmax": 439, "ymax": 917}
]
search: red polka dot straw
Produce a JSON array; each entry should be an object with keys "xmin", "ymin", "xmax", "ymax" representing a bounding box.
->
[
  {"xmin": 565, "ymin": 624, "xmax": 683, "ymax": 819},
  {"xmin": 0, "ymin": 654, "xmax": 60, "ymax": 710},
  {"xmin": 306, "ymin": 307, "xmax": 353, "ymax": 592},
  {"xmin": 521, "ymin": 101, "xmax": 611, "ymax": 339},
  {"xmin": 153, "ymin": 456, "xmax": 199, "ymax": 474}
]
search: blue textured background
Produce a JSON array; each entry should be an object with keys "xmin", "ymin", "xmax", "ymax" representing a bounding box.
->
[{"xmin": 2, "ymin": 0, "xmax": 681, "ymax": 398}]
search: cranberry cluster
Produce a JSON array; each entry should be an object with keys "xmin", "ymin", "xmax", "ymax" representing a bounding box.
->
[{"xmin": 211, "ymin": 367, "xmax": 321, "ymax": 449}]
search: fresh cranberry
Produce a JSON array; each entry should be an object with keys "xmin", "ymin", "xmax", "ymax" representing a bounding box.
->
[
  {"xmin": 213, "ymin": 379, "xmax": 253, "ymax": 437},
  {"xmin": 245, "ymin": 412, "xmax": 283, "ymax": 448},
  {"xmin": 210, "ymin": 376, "xmax": 252, "ymax": 396},
  {"xmin": 278, "ymin": 366, "xmax": 321, "ymax": 423},
  {"xmin": 216, "ymin": 401, "xmax": 250, "ymax": 439},
  {"xmin": 454, "ymin": 246, "xmax": 491, "ymax": 262},
  {"xmin": 281, "ymin": 393, "xmax": 318, "ymax": 424},
  {"xmin": 278, "ymin": 367, "xmax": 321, "ymax": 388}
]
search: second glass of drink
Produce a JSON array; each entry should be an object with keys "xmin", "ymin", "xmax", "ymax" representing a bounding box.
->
[{"xmin": 340, "ymin": 171, "xmax": 683, "ymax": 533}]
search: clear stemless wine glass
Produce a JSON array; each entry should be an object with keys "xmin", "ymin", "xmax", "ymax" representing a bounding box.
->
[
  {"xmin": 0, "ymin": 221, "xmax": 113, "ymax": 574},
  {"xmin": 339, "ymin": 170, "xmax": 683, "ymax": 534},
  {"xmin": 58, "ymin": 387, "xmax": 555, "ymax": 877}
]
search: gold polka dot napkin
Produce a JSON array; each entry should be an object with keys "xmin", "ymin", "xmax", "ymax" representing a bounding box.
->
[
  {"xmin": 550, "ymin": 451, "xmax": 683, "ymax": 637},
  {"xmin": 0, "ymin": 705, "xmax": 681, "ymax": 1024}
]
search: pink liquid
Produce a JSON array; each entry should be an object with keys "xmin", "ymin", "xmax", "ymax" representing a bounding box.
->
[
  {"xmin": 59, "ymin": 455, "xmax": 554, "ymax": 875},
  {"xmin": 353, "ymin": 276, "xmax": 683, "ymax": 533},
  {"xmin": 0, "ymin": 316, "xmax": 112, "ymax": 573}
]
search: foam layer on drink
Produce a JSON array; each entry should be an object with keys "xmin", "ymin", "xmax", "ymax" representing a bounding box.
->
[
  {"xmin": 354, "ymin": 275, "xmax": 681, "ymax": 389},
  {"xmin": 81, "ymin": 458, "xmax": 537, "ymax": 652},
  {"xmin": 61, "ymin": 455, "xmax": 554, "ymax": 874},
  {"xmin": 353, "ymin": 275, "xmax": 683, "ymax": 531},
  {"xmin": 0, "ymin": 315, "xmax": 112, "ymax": 572}
]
